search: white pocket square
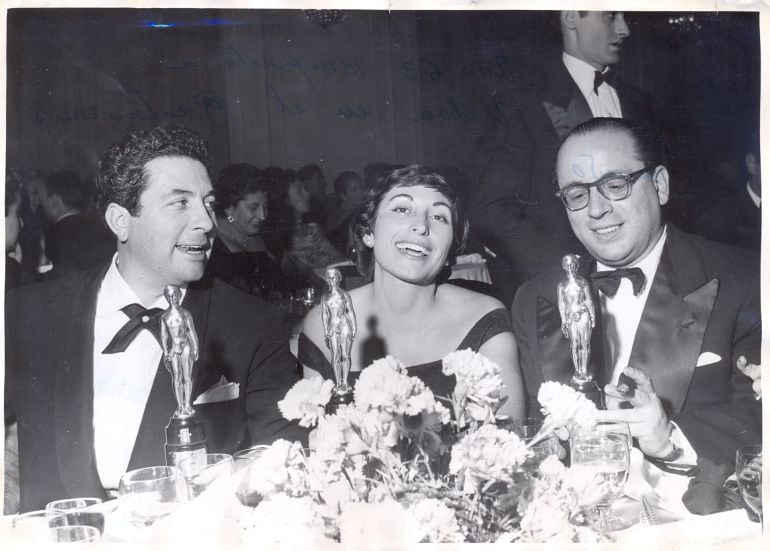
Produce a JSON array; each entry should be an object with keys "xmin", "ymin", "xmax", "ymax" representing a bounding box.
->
[
  {"xmin": 193, "ymin": 375, "xmax": 239, "ymax": 404},
  {"xmin": 696, "ymin": 352, "xmax": 721, "ymax": 367}
]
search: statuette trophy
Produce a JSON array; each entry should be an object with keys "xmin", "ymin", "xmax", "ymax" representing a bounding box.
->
[
  {"xmin": 557, "ymin": 254, "xmax": 604, "ymax": 408},
  {"xmin": 321, "ymin": 268, "xmax": 357, "ymax": 414},
  {"xmin": 162, "ymin": 285, "xmax": 208, "ymax": 476}
]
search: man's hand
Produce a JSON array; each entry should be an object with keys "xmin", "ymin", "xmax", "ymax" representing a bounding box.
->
[
  {"xmin": 737, "ymin": 356, "xmax": 761, "ymax": 400},
  {"xmin": 596, "ymin": 366, "xmax": 672, "ymax": 458}
]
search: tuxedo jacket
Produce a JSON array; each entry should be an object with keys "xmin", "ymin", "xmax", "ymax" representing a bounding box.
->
[
  {"xmin": 6, "ymin": 266, "xmax": 305, "ymax": 511},
  {"xmin": 469, "ymin": 58, "xmax": 658, "ymax": 282},
  {"xmin": 511, "ymin": 226, "xmax": 761, "ymax": 466}
]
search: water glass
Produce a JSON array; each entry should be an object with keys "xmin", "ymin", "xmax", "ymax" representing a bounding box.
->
[
  {"xmin": 736, "ymin": 444, "xmax": 762, "ymax": 526},
  {"xmin": 570, "ymin": 422, "xmax": 631, "ymax": 535},
  {"xmin": 45, "ymin": 497, "xmax": 105, "ymax": 535},
  {"xmin": 181, "ymin": 453, "xmax": 235, "ymax": 498},
  {"xmin": 233, "ymin": 445, "xmax": 270, "ymax": 472},
  {"xmin": 118, "ymin": 466, "xmax": 188, "ymax": 527},
  {"xmin": 50, "ymin": 525, "xmax": 101, "ymax": 542},
  {"xmin": 11, "ymin": 510, "xmax": 67, "ymax": 543}
]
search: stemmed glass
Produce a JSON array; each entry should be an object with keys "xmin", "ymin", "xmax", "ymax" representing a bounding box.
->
[
  {"xmin": 736, "ymin": 444, "xmax": 762, "ymax": 527},
  {"xmin": 118, "ymin": 466, "xmax": 188, "ymax": 528},
  {"xmin": 511, "ymin": 417, "xmax": 560, "ymax": 471},
  {"xmin": 570, "ymin": 421, "xmax": 632, "ymax": 536}
]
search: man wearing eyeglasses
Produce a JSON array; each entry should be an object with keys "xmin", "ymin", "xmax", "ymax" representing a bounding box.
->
[
  {"xmin": 469, "ymin": 12, "xmax": 657, "ymax": 304},
  {"xmin": 512, "ymin": 118, "xmax": 760, "ymax": 514}
]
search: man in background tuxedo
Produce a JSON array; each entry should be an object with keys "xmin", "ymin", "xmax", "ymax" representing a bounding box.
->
[
  {"xmin": 512, "ymin": 118, "xmax": 760, "ymax": 513},
  {"xmin": 470, "ymin": 11, "xmax": 657, "ymax": 302},
  {"xmin": 36, "ymin": 170, "xmax": 115, "ymax": 277},
  {"xmin": 6, "ymin": 125, "xmax": 304, "ymax": 511}
]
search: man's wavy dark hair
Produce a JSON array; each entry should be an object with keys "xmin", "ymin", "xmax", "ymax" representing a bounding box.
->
[{"xmin": 96, "ymin": 124, "xmax": 211, "ymax": 218}]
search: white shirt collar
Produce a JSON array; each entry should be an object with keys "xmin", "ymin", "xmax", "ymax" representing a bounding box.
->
[
  {"xmin": 97, "ymin": 253, "xmax": 183, "ymax": 315},
  {"xmin": 563, "ymin": 52, "xmax": 607, "ymax": 98},
  {"xmin": 597, "ymin": 225, "xmax": 668, "ymax": 284},
  {"xmin": 747, "ymin": 181, "xmax": 761, "ymax": 208}
]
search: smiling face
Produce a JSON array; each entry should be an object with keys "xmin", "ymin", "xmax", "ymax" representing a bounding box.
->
[
  {"xmin": 227, "ymin": 191, "xmax": 268, "ymax": 236},
  {"xmin": 556, "ymin": 129, "xmax": 668, "ymax": 268},
  {"xmin": 568, "ymin": 11, "xmax": 630, "ymax": 70},
  {"xmin": 368, "ymin": 185, "xmax": 454, "ymax": 285},
  {"xmin": 108, "ymin": 155, "xmax": 216, "ymax": 300}
]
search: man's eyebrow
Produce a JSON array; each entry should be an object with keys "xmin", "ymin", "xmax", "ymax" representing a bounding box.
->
[{"xmin": 433, "ymin": 201, "xmax": 451, "ymax": 209}]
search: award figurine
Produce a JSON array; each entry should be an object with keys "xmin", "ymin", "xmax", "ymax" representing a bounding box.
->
[
  {"xmin": 162, "ymin": 285, "xmax": 208, "ymax": 476},
  {"xmin": 321, "ymin": 268, "xmax": 357, "ymax": 414},
  {"xmin": 557, "ymin": 254, "xmax": 604, "ymax": 408}
]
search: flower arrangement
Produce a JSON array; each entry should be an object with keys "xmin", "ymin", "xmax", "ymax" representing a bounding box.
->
[{"xmin": 238, "ymin": 351, "xmax": 605, "ymax": 543}]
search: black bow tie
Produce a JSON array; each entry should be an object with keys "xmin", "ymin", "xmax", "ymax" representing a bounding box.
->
[
  {"xmin": 593, "ymin": 70, "xmax": 614, "ymax": 94},
  {"xmin": 103, "ymin": 303, "xmax": 164, "ymax": 354},
  {"xmin": 589, "ymin": 267, "xmax": 646, "ymax": 298}
]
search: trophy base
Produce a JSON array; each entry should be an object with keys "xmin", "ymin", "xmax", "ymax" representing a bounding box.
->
[
  {"xmin": 569, "ymin": 377, "xmax": 605, "ymax": 409},
  {"xmin": 326, "ymin": 388, "xmax": 354, "ymax": 415},
  {"xmin": 165, "ymin": 415, "xmax": 208, "ymax": 478}
]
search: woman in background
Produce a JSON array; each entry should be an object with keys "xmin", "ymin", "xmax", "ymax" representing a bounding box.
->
[
  {"xmin": 264, "ymin": 167, "xmax": 349, "ymax": 280},
  {"xmin": 299, "ymin": 165, "xmax": 524, "ymax": 419},
  {"xmin": 208, "ymin": 163, "xmax": 305, "ymax": 298}
]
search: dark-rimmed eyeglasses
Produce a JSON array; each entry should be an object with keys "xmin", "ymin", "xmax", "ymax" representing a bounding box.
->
[{"xmin": 555, "ymin": 167, "xmax": 655, "ymax": 211}]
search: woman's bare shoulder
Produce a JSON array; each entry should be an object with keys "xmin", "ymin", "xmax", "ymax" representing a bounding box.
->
[{"xmin": 438, "ymin": 283, "xmax": 506, "ymax": 317}]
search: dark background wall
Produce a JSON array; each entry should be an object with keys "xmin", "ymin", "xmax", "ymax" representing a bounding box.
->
[{"xmin": 7, "ymin": 9, "xmax": 760, "ymax": 226}]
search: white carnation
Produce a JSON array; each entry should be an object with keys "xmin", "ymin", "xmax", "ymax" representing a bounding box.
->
[
  {"xmin": 278, "ymin": 377, "xmax": 334, "ymax": 427},
  {"xmin": 241, "ymin": 495, "xmax": 333, "ymax": 544},
  {"xmin": 410, "ymin": 498, "xmax": 464, "ymax": 543},
  {"xmin": 537, "ymin": 381, "xmax": 597, "ymax": 430},
  {"xmin": 338, "ymin": 499, "xmax": 422, "ymax": 545}
]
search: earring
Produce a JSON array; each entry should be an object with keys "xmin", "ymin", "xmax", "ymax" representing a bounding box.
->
[
  {"xmin": 227, "ymin": 215, "xmax": 235, "ymax": 223},
  {"xmin": 363, "ymin": 234, "xmax": 373, "ymax": 247}
]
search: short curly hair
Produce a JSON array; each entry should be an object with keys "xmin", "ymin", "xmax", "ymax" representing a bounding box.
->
[
  {"xmin": 214, "ymin": 163, "xmax": 267, "ymax": 216},
  {"xmin": 352, "ymin": 165, "xmax": 469, "ymax": 281},
  {"xmin": 96, "ymin": 124, "xmax": 211, "ymax": 218}
]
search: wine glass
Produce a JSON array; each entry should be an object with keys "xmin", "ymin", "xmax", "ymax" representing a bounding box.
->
[
  {"xmin": 570, "ymin": 422, "xmax": 631, "ymax": 536},
  {"xmin": 233, "ymin": 445, "xmax": 270, "ymax": 472},
  {"xmin": 45, "ymin": 497, "xmax": 105, "ymax": 535},
  {"xmin": 736, "ymin": 444, "xmax": 762, "ymax": 527},
  {"xmin": 118, "ymin": 466, "xmax": 188, "ymax": 527}
]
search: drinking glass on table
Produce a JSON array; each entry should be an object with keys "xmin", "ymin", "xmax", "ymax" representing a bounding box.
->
[
  {"xmin": 10, "ymin": 510, "xmax": 67, "ymax": 543},
  {"xmin": 233, "ymin": 445, "xmax": 270, "ymax": 472},
  {"xmin": 511, "ymin": 417, "xmax": 560, "ymax": 470},
  {"xmin": 118, "ymin": 466, "xmax": 188, "ymax": 527},
  {"xmin": 45, "ymin": 497, "xmax": 105, "ymax": 535},
  {"xmin": 50, "ymin": 525, "xmax": 101, "ymax": 542},
  {"xmin": 180, "ymin": 453, "xmax": 235, "ymax": 498},
  {"xmin": 736, "ymin": 444, "xmax": 762, "ymax": 527},
  {"xmin": 570, "ymin": 422, "xmax": 632, "ymax": 535}
]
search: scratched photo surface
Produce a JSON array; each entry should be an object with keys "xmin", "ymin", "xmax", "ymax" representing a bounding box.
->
[{"xmin": 3, "ymin": 4, "xmax": 765, "ymax": 543}]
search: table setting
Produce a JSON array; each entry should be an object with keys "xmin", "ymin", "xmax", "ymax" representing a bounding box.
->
[{"xmin": 3, "ymin": 272, "xmax": 764, "ymax": 545}]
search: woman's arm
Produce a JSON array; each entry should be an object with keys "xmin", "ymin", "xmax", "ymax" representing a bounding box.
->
[{"xmin": 478, "ymin": 331, "xmax": 525, "ymax": 420}]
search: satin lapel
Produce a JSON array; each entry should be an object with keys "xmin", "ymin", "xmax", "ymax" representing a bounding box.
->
[
  {"xmin": 54, "ymin": 268, "xmax": 108, "ymax": 499},
  {"xmin": 126, "ymin": 280, "xmax": 213, "ymax": 470},
  {"xmin": 627, "ymin": 242, "xmax": 718, "ymax": 415},
  {"xmin": 541, "ymin": 72, "xmax": 592, "ymax": 142}
]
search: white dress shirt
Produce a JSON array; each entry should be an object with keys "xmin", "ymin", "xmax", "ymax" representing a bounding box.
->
[
  {"xmin": 595, "ymin": 228, "xmax": 696, "ymax": 515},
  {"xmin": 92, "ymin": 254, "xmax": 185, "ymax": 490},
  {"xmin": 563, "ymin": 52, "xmax": 623, "ymax": 118}
]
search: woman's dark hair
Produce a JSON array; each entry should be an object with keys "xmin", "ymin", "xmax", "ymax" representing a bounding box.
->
[
  {"xmin": 214, "ymin": 163, "xmax": 267, "ymax": 216},
  {"xmin": 352, "ymin": 164, "xmax": 469, "ymax": 281},
  {"xmin": 260, "ymin": 166, "xmax": 301, "ymax": 249}
]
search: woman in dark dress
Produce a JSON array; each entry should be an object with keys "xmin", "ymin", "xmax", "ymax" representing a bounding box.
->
[
  {"xmin": 208, "ymin": 163, "xmax": 305, "ymax": 298},
  {"xmin": 299, "ymin": 166, "xmax": 524, "ymax": 419}
]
